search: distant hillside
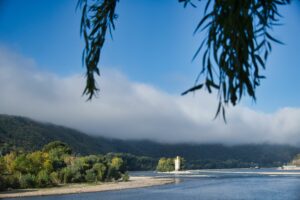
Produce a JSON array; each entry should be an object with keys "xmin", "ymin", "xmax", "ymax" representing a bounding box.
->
[
  {"xmin": 0, "ymin": 114, "xmax": 115, "ymax": 154},
  {"xmin": 1, "ymin": 114, "xmax": 299, "ymax": 168}
]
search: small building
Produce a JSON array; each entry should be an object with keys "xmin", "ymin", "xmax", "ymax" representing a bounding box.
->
[{"xmin": 174, "ymin": 156, "xmax": 181, "ymax": 171}]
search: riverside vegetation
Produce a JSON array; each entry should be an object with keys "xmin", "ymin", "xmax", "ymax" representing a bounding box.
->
[
  {"xmin": 1, "ymin": 115, "xmax": 300, "ymax": 169},
  {"xmin": 156, "ymin": 157, "xmax": 185, "ymax": 172},
  {"xmin": 1, "ymin": 115, "xmax": 300, "ymax": 177},
  {"xmin": 0, "ymin": 141, "xmax": 129, "ymax": 191}
]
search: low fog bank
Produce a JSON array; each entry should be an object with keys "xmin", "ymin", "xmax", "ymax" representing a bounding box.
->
[{"xmin": 1, "ymin": 46, "xmax": 300, "ymax": 145}]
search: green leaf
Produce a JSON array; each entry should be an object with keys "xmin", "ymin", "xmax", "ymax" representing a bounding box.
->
[
  {"xmin": 266, "ymin": 32, "xmax": 284, "ymax": 44},
  {"xmin": 214, "ymin": 101, "xmax": 222, "ymax": 120},
  {"xmin": 194, "ymin": 13, "xmax": 212, "ymax": 34},
  {"xmin": 181, "ymin": 84, "xmax": 204, "ymax": 95},
  {"xmin": 192, "ymin": 39, "xmax": 206, "ymax": 61}
]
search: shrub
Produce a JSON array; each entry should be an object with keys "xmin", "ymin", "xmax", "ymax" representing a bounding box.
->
[
  {"xmin": 83, "ymin": 155, "xmax": 99, "ymax": 168},
  {"xmin": 106, "ymin": 167, "xmax": 121, "ymax": 181},
  {"xmin": 61, "ymin": 167, "xmax": 73, "ymax": 183},
  {"xmin": 61, "ymin": 166, "xmax": 84, "ymax": 183},
  {"xmin": 72, "ymin": 170, "xmax": 84, "ymax": 183},
  {"xmin": 50, "ymin": 172, "xmax": 60, "ymax": 185},
  {"xmin": 121, "ymin": 172, "xmax": 129, "ymax": 182},
  {"xmin": 36, "ymin": 170, "xmax": 52, "ymax": 187},
  {"xmin": 0, "ymin": 175, "xmax": 7, "ymax": 191},
  {"xmin": 93, "ymin": 163, "xmax": 107, "ymax": 182},
  {"xmin": 156, "ymin": 158, "xmax": 174, "ymax": 172},
  {"xmin": 52, "ymin": 159, "xmax": 66, "ymax": 171},
  {"xmin": 85, "ymin": 169, "xmax": 96, "ymax": 183},
  {"xmin": 6, "ymin": 173, "xmax": 20, "ymax": 189},
  {"xmin": 19, "ymin": 174, "xmax": 35, "ymax": 188}
]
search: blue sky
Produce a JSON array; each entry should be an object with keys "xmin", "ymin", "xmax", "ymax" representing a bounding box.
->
[
  {"xmin": 2, "ymin": 1, "xmax": 300, "ymax": 144},
  {"xmin": 0, "ymin": 0, "xmax": 300, "ymax": 113},
  {"xmin": 0, "ymin": 0, "xmax": 202, "ymax": 91}
]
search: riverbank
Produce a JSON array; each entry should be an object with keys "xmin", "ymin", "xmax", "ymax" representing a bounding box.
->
[{"xmin": 0, "ymin": 176, "xmax": 174, "ymax": 199}]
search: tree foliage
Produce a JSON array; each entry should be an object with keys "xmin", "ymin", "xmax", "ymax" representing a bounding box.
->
[
  {"xmin": 43, "ymin": 141, "xmax": 72, "ymax": 155},
  {"xmin": 156, "ymin": 157, "xmax": 175, "ymax": 172},
  {"xmin": 0, "ymin": 141, "xmax": 128, "ymax": 191},
  {"xmin": 78, "ymin": 0, "xmax": 290, "ymax": 120}
]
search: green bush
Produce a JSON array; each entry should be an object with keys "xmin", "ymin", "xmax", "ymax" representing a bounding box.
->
[
  {"xmin": 51, "ymin": 159, "xmax": 66, "ymax": 171},
  {"xmin": 61, "ymin": 166, "xmax": 84, "ymax": 183},
  {"xmin": 72, "ymin": 170, "xmax": 84, "ymax": 183},
  {"xmin": 106, "ymin": 167, "xmax": 121, "ymax": 181},
  {"xmin": 93, "ymin": 163, "xmax": 107, "ymax": 182},
  {"xmin": 85, "ymin": 169, "xmax": 96, "ymax": 183},
  {"xmin": 156, "ymin": 158, "xmax": 174, "ymax": 172},
  {"xmin": 6, "ymin": 173, "xmax": 20, "ymax": 189},
  {"xmin": 50, "ymin": 172, "xmax": 60, "ymax": 185},
  {"xmin": 36, "ymin": 170, "xmax": 52, "ymax": 187},
  {"xmin": 61, "ymin": 167, "xmax": 73, "ymax": 183},
  {"xmin": 19, "ymin": 174, "xmax": 35, "ymax": 188},
  {"xmin": 122, "ymin": 172, "xmax": 129, "ymax": 182},
  {"xmin": 83, "ymin": 155, "xmax": 99, "ymax": 168},
  {"xmin": 0, "ymin": 175, "xmax": 7, "ymax": 191}
]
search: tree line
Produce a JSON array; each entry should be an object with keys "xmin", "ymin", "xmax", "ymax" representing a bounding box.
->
[
  {"xmin": 1, "ymin": 139, "xmax": 297, "ymax": 191},
  {"xmin": 0, "ymin": 141, "xmax": 129, "ymax": 191}
]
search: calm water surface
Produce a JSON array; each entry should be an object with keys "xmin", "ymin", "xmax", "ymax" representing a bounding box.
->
[{"xmin": 5, "ymin": 169, "xmax": 300, "ymax": 200}]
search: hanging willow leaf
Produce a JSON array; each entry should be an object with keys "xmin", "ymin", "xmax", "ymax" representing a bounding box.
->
[
  {"xmin": 78, "ymin": 0, "xmax": 290, "ymax": 123},
  {"xmin": 78, "ymin": 0, "xmax": 119, "ymax": 100},
  {"xmin": 194, "ymin": 13, "xmax": 212, "ymax": 34},
  {"xmin": 192, "ymin": 39, "xmax": 206, "ymax": 61},
  {"xmin": 204, "ymin": 0, "xmax": 211, "ymax": 14},
  {"xmin": 214, "ymin": 102, "xmax": 222, "ymax": 120},
  {"xmin": 181, "ymin": 84, "xmax": 203, "ymax": 95},
  {"xmin": 266, "ymin": 32, "xmax": 284, "ymax": 44},
  {"xmin": 180, "ymin": 0, "xmax": 290, "ymax": 122}
]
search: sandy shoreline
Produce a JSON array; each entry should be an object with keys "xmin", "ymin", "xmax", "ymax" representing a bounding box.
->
[{"xmin": 0, "ymin": 176, "xmax": 174, "ymax": 199}]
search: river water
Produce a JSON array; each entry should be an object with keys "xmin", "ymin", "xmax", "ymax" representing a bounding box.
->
[{"xmin": 5, "ymin": 168, "xmax": 300, "ymax": 200}]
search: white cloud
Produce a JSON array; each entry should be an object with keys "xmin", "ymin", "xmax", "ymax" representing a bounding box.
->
[{"xmin": 1, "ymin": 46, "xmax": 300, "ymax": 145}]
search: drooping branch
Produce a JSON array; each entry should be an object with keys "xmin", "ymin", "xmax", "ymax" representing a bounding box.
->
[
  {"xmin": 78, "ymin": 0, "xmax": 119, "ymax": 100},
  {"xmin": 78, "ymin": 0, "xmax": 291, "ymax": 122},
  {"xmin": 181, "ymin": 0, "xmax": 290, "ymax": 121}
]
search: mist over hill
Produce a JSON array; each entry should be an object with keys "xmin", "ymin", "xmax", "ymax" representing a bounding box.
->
[{"xmin": 0, "ymin": 114, "xmax": 299, "ymax": 168}]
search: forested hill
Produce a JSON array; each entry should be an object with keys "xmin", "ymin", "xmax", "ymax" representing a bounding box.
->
[
  {"xmin": 0, "ymin": 114, "xmax": 119, "ymax": 155},
  {"xmin": 1, "ymin": 114, "xmax": 299, "ymax": 167}
]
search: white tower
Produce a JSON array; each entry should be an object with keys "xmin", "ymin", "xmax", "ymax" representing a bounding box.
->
[{"xmin": 174, "ymin": 156, "xmax": 181, "ymax": 171}]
